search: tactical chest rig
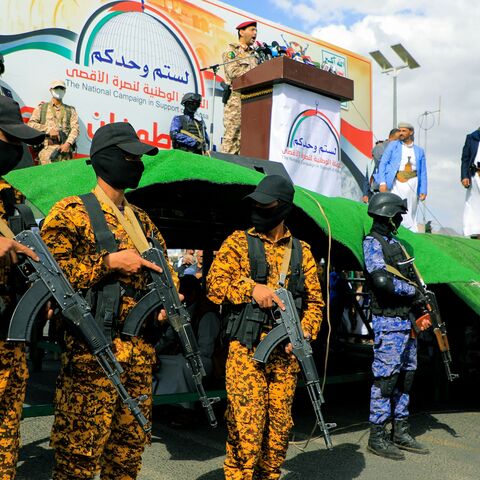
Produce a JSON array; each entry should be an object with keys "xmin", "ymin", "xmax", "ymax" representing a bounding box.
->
[
  {"xmin": 226, "ymin": 231, "xmax": 306, "ymax": 349},
  {"xmin": 172, "ymin": 115, "xmax": 205, "ymax": 154},
  {"xmin": 366, "ymin": 231, "xmax": 416, "ymax": 318},
  {"xmin": 80, "ymin": 193, "xmax": 156, "ymax": 341}
]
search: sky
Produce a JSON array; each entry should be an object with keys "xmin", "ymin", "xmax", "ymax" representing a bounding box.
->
[{"xmin": 224, "ymin": 0, "xmax": 478, "ymax": 234}]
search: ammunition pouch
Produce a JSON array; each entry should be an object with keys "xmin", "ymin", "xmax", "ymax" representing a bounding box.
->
[
  {"xmin": 225, "ymin": 303, "xmax": 271, "ymax": 350},
  {"xmin": 222, "ymin": 83, "xmax": 232, "ymax": 105}
]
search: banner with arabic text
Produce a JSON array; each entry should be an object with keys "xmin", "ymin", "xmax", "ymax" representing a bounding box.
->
[
  {"xmin": 0, "ymin": 0, "xmax": 372, "ymax": 200},
  {"xmin": 269, "ymin": 83, "xmax": 342, "ymax": 197}
]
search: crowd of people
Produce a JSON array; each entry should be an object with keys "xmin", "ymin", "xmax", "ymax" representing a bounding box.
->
[{"xmin": 0, "ymin": 20, "xmax": 461, "ymax": 480}]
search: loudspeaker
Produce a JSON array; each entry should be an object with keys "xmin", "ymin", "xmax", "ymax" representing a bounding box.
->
[{"xmin": 210, "ymin": 151, "xmax": 292, "ymax": 181}]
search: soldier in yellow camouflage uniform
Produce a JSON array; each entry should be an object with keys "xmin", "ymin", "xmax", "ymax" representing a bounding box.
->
[
  {"xmin": 28, "ymin": 80, "xmax": 79, "ymax": 165},
  {"xmin": 207, "ymin": 175, "xmax": 324, "ymax": 480},
  {"xmin": 41, "ymin": 122, "xmax": 177, "ymax": 479},
  {"xmin": 221, "ymin": 21, "xmax": 259, "ymax": 155},
  {"xmin": 0, "ymin": 96, "xmax": 45, "ymax": 480}
]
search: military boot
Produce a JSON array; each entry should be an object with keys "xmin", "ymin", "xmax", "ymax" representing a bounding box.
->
[
  {"xmin": 367, "ymin": 423, "xmax": 405, "ymax": 460},
  {"xmin": 392, "ymin": 419, "xmax": 430, "ymax": 454}
]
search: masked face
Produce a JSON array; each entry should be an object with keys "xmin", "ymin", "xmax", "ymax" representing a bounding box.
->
[
  {"xmin": 91, "ymin": 146, "xmax": 145, "ymax": 190},
  {"xmin": 183, "ymin": 101, "xmax": 200, "ymax": 116},
  {"xmin": 389, "ymin": 213, "xmax": 403, "ymax": 234},
  {"xmin": 51, "ymin": 87, "xmax": 66, "ymax": 100},
  {"xmin": 251, "ymin": 201, "xmax": 292, "ymax": 233},
  {"xmin": 0, "ymin": 136, "xmax": 23, "ymax": 177}
]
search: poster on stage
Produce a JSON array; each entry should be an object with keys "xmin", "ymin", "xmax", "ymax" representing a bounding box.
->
[{"xmin": 269, "ymin": 83, "xmax": 342, "ymax": 197}]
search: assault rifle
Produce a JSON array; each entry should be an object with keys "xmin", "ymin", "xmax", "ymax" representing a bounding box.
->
[
  {"xmin": 7, "ymin": 230, "xmax": 151, "ymax": 432},
  {"xmin": 49, "ymin": 130, "xmax": 68, "ymax": 162},
  {"xmin": 122, "ymin": 242, "xmax": 219, "ymax": 428},
  {"xmin": 253, "ymin": 287, "xmax": 336, "ymax": 449},
  {"xmin": 397, "ymin": 258, "xmax": 459, "ymax": 382}
]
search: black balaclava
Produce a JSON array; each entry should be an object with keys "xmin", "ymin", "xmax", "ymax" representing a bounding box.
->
[
  {"xmin": 183, "ymin": 101, "xmax": 200, "ymax": 118},
  {"xmin": 0, "ymin": 139, "xmax": 23, "ymax": 176},
  {"xmin": 91, "ymin": 145, "xmax": 144, "ymax": 190},
  {"xmin": 371, "ymin": 213, "xmax": 403, "ymax": 237},
  {"xmin": 251, "ymin": 200, "xmax": 293, "ymax": 233}
]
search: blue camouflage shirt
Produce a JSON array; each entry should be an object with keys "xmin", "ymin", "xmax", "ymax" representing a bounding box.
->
[
  {"xmin": 363, "ymin": 234, "xmax": 415, "ymax": 332},
  {"xmin": 170, "ymin": 115, "xmax": 209, "ymax": 149}
]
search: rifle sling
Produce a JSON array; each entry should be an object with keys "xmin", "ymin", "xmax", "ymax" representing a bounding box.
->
[
  {"xmin": 93, "ymin": 185, "xmax": 150, "ymax": 253},
  {"xmin": 179, "ymin": 129, "xmax": 203, "ymax": 144},
  {"xmin": 0, "ymin": 217, "xmax": 15, "ymax": 239}
]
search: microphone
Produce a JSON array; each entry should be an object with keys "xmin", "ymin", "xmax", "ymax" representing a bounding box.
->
[{"xmin": 254, "ymin": 41, "xmax": 272, "ymax": 63}]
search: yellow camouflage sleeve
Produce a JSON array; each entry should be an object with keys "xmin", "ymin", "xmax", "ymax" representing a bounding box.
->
[
  {"xmin": 207, "ymin": 230, "xmax": 255, "ymax": 305},
  {"xmin": 299, "ymin": 241, "xmax": 324, "ymax": 340},
  {"xmin": 41, "ymin": 198, "xmax": 110, "ymax": 290}
]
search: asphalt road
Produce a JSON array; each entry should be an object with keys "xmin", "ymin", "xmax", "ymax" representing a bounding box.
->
[{"xmin": 17, "ymin": 377, "xmax": 480, "ymax": 480}]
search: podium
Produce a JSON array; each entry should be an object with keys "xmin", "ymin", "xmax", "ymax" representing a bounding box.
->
[{"xmin": 232, "ymin": 57, "xmax": 354, "ymax": 159}]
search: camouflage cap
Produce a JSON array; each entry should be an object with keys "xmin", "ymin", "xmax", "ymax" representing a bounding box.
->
[{"xmin": 49, "ymin": 80, "xmax": 66, "ymax": 89}]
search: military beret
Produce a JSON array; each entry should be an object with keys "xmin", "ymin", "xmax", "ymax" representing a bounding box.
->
[{"xmin": 236, "ymin": 21, "xmax": 257, "ymax": 30}]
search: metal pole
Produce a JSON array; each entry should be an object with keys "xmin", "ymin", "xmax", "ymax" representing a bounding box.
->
[{"xmin": 393, "ymin": 72, "xmax": 397, "ymax": 129}]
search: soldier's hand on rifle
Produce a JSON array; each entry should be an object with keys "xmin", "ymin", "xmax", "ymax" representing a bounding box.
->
[
  {"xmin": 252, "ymin": 284, "xmax": 285, "ymax": 310},
  {"xmin": 104, "ymin": 249, "xmax": 162, "ymax": 275},
  {"xmin": 285, "ymin": 330, "xmax": 311, "ymax": 356},
  {"xmin": 156, "ymin": 293, "xmax": 184, "ymax": 323},
  {"xmin": 59, "ymin": 142, "xmax": 71, "ymax": 153},
  {"xmin": 416, "ymin": 313, "xmax": 432, "ymax": 331},
  {"xmin": 0, "ymin": 237, "xmax": 39, "ymax": 263}
]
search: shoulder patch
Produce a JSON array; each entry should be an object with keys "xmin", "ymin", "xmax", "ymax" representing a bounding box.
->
[{"xmin": 227, "ymin": 51, "xmax": 236, "ymax": 59}]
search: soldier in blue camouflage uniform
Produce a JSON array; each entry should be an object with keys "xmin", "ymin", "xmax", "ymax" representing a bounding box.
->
[{"xmin": 363, "ymin": 192, "xmax": 431, "ymax": 460}]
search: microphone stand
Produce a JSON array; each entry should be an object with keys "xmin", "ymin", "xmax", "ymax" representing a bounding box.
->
[{"xmin": 200, "ymin": 54, "xmax": 257, "ymax": 152}]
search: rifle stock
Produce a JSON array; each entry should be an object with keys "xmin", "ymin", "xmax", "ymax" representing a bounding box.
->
[
  {"xmin": 253, "ymin": 287, "xmax": 336, "ymax": 449},
  {"xmin": 8, "ymin": 230, "xmax": 151, "ymax": 432},
  {"xmin": 122, "ymin": 245, "xmax": 219, "ymax": 428}
]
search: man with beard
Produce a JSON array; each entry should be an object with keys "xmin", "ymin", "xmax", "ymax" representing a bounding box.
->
[
  {"xmin": 377, "ymin": 122, "xmax": 427, "ymax": 232},
  {"xmin": 207, "ymin": 175, "xmax": 324, "ymax": 479},
  {"xmin": 170, "ymin": 92, "xmax": 209, "ymax": 154},
  {"xmin": 364, "ymin": 192, "xmax": 431, "ymax": 460},
  {"xmin": 0, "ymin": 95, "xmax": 45, "ymax": 480},
  {"xmin": 41, "ymin": 122, "xmax": 177, "ymax": 479},
  {"xmin": 221, "ymin": 21, "xmax": 259, "ymax": 155}
]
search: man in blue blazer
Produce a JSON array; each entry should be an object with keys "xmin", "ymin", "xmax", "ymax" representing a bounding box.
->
[{"xmin": 376, "ymin": 122, "xmax": 427, "ymax": 232}]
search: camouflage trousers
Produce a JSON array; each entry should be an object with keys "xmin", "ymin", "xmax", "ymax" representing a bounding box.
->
[
  {"xmin": 221, "ymin": 92, "xmax": 241, "ymax": 155},
  {"xmin": 370, "ymin": 330, "xmax": 417, "ymax": 425},
  {"xmin": 37, "ymin": 146, "xmax": 73, "ymax": 165},
  {"xmin": 51, "ymin": 358, "xmax": 152, "ymax": 480},
  {"xmin": 224, "ymin": 340, "xmax": 299, "ymax": 480},
  {"xmin": 0, "ymin": 341, "xmax": 28, "ymax": 480}
]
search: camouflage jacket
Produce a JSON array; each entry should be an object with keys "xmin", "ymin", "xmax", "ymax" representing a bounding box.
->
[
  {"xmin": 0, "ymin": 180, "xmax": 24, "ymax": 329},
  {"xmin": 222, "ymin": 42, "xmax": 258, "ymax": 86},
  {"xmin": 41, "ymin": 189, "xmax": 178, "ymax": 365},
  {"xmin": 28, "ymin": 100, "xmax": 79, "ymax": 146},
  {"xmin": 206, "ymin": 227, "xmax": 324, "ymax": 339}
]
